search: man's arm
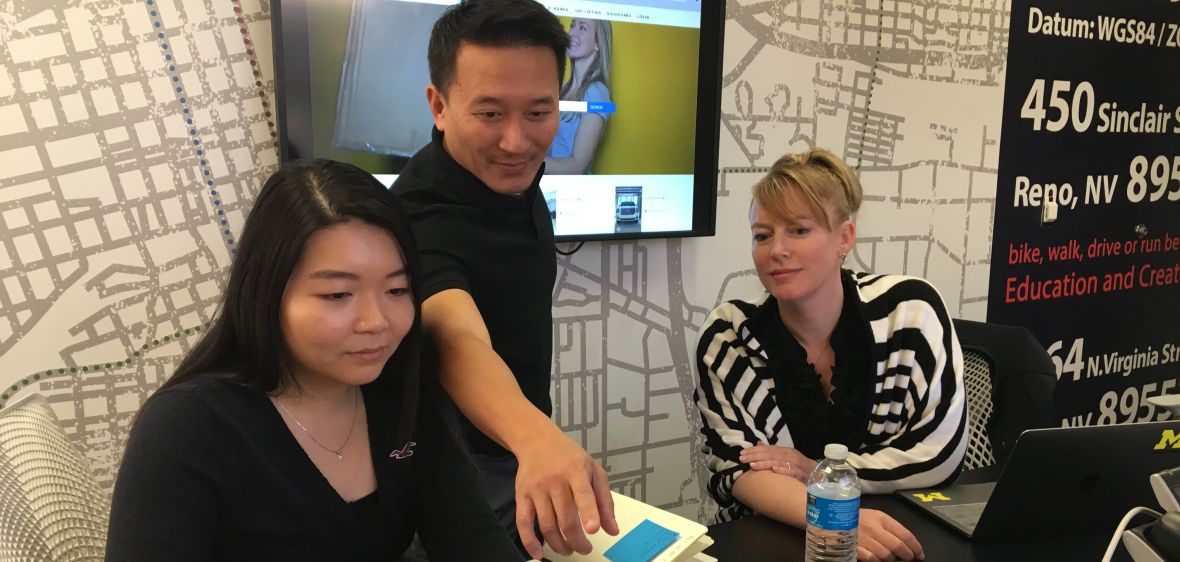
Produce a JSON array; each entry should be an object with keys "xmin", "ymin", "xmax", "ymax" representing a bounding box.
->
[{"xmin": 422, "ymin": 289, "xmax": 618, "ymax": 559}]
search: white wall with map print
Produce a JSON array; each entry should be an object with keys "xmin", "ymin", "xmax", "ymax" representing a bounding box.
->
[{"xmin": 0, "ymin": 0, "xmax": 1007, "ymax": 524}]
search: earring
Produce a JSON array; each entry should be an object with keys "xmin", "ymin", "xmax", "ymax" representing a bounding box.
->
[{"xmin": 839, "ymin": 251, "xmax": 847, "ymax": 262}]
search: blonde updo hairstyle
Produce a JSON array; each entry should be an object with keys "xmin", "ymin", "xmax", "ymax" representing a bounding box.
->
[{"xmin": 751, "ymin": 148, "xmax": 863, "ymax": 231}]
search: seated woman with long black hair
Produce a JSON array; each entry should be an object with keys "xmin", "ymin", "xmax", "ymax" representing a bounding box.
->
[
  {"xmin": 695, "ymin": 149, "xmax": 968, "ymax": 562},
  {"xmin": 106, "ymin": 160, "xmax": 521, "ymax": 560}
]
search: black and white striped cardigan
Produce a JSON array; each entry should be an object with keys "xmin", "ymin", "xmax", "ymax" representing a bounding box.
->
[{"xmin": 694, "ymin": 271, "xmax": 968, "ymax": 522}]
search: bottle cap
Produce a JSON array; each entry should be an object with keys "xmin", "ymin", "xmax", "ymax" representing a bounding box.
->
[{"xmin": 824, "ymin": 443, "xmax": 849, "ymax": 460}]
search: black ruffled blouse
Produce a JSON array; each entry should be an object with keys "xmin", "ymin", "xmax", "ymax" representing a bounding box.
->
[{"xmin": 752, "ymin": 270, "xmax": 875, "ymax": 461}]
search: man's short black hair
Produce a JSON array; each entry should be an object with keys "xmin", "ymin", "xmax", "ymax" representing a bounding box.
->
[{"xmin": 428, "ymin": 0, "xmax": 569, "ymax": 94}]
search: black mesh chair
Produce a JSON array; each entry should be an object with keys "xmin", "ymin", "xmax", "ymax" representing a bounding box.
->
[{"xmin": 952, "ymin": 318, "xmax": 1058, "ymax": 471}]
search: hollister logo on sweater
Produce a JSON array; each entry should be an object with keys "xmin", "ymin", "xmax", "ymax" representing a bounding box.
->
[{"xmin": 390, "ymin": 441, "xmax": 416, "ymax": 459}]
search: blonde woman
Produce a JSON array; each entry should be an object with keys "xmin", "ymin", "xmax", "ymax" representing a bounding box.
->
[
  {"xmin": 546, "ymin": 17, "xmax": 612, "ymax": 174},
  {"xmin": 694, "ymin": 149, "xmax": 968, "ymax": 562}
]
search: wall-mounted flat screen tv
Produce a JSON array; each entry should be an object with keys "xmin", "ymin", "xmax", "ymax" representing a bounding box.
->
[{"xmin": 273, "ymin": 0, "xmax": 724, "ymax": 242}]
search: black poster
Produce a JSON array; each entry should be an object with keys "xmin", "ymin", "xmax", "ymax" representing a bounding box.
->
[{"xmin": 989, "ymin": 0, "xmax": 1180, "ymax": 426}]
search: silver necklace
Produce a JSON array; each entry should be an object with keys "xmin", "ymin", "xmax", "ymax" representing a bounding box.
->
[{"xmin": 274, "ymin": 388, "xmax": 359, "ymax": 461}]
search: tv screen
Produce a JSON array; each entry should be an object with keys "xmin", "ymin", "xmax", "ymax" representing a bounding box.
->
[{"xmin": 273, "ymin": 0, "xmax": 724, "ymax": 242}]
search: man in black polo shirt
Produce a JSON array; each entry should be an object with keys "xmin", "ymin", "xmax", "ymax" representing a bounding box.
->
[{"xmin": 391, "ymin": 1, "xmax": 617, "ymax": 559}]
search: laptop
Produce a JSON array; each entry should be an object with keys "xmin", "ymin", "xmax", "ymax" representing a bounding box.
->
[{"xmin": 897, "ymin": 420, "xmax": 1180, "ymax": 540}]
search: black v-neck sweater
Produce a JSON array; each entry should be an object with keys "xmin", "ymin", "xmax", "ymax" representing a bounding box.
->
[{"xmin": 106, "ymin": 377, "xmax": 520, "ymax": 561}]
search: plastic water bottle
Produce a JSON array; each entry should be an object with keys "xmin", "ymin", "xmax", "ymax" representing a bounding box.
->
[{"xmin": 805, "ymin": 443, "xmax": 861, "ymax": 562}]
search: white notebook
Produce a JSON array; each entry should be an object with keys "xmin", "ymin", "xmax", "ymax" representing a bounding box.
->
[{"xmin": 540, "ymin": 492, "xmax": 714, "ymax": 562}]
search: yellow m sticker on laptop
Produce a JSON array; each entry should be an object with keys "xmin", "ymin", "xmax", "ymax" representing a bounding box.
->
[
  {"xmin": 912, "ymin": 492, "xmax": 951, "ymax": 503},
  {"xmin": 1155, "ymin": 429, "xmax": 1180, "ymax": 450}
]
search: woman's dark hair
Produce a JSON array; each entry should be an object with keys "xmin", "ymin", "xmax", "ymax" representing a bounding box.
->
[
  {"xmin": 162, "ymin": 159, "xmax": 424, "ymax": 429},
  {"xmin": 428, "ymin": 0, "xmax": 569, "ymax": 94}
]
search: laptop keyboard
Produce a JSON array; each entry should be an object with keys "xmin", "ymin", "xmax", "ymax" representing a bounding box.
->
[{"xmin": 933, "ymin": 503, "xmax": 986, "ymax": 532}]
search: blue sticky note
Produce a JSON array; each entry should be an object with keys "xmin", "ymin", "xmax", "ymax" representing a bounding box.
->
[{"xmin": 603, "ymin": 519, "xmax": 680, "ymax": 562}]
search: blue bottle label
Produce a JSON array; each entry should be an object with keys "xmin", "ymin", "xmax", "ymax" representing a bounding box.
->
[{"xmin": 806, "ymin": 494, "xmax": 860, "ymax": 531}]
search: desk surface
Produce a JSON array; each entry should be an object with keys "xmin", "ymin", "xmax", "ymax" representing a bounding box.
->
[{"xmin": 704, "ymin": 494, "xmax": 1120, "ymax": 562}]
